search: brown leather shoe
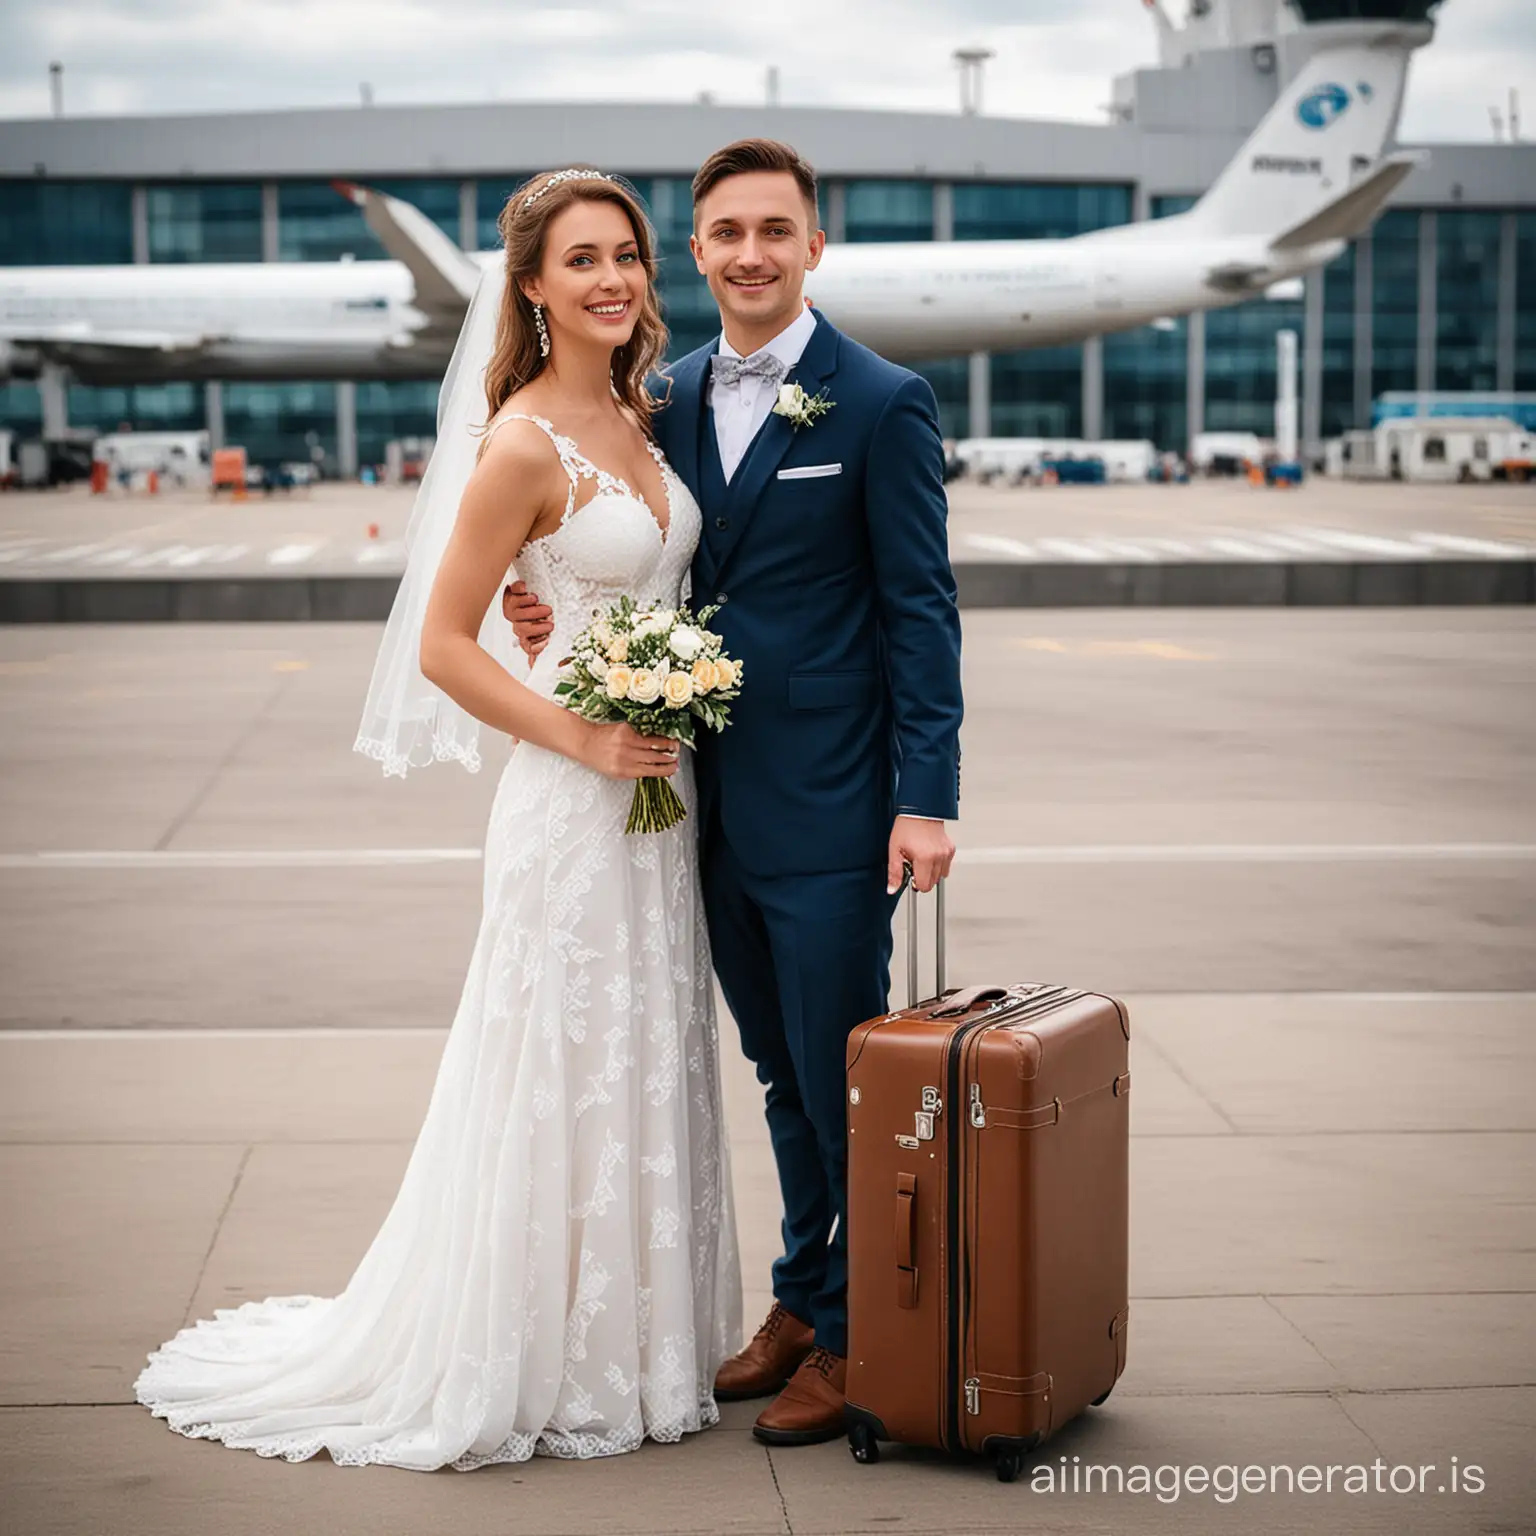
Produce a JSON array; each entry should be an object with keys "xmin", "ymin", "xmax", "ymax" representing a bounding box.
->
[
  {"xmin": 752, "ymin": 1346, "xmax": 847, "ymax": 1446},
  {"xmin": 714, "ymin": 1302, "xmax": 814, "ymax": 1402}
]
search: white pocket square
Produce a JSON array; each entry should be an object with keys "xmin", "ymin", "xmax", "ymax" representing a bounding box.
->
[{"xmin": 777, "ymin": 463, "xmax": 843, "ymax": 480}]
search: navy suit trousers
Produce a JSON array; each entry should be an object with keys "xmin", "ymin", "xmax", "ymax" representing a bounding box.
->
[{"xmin": 700, "ymin": 810, "xmax": 900, "ymax": 1358}]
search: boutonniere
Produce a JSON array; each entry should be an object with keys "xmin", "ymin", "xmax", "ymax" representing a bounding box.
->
[{"xmin": 772, "ymin": 382, "xmax": 834, "ymax": 431}]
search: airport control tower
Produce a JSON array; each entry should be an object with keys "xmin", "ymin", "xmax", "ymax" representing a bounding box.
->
[{"xmin": 1115, "ymin": 0, "xmax": 1440, "ymax": 134}]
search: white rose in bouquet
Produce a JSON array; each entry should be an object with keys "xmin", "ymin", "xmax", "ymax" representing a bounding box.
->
[
  {"xmin": 627, "ymin": 668, "xmax": 663, "ymax": 705},
  {"xmin": 669, "ymin": 625, "xmax": 704, "ymax": 662},
  {"xmin": 662, "ymin": 671, "xmax": 694, "ymax": 708},
  {"xmin": 605, "ymin": 665, "xmax": 634, "ymax": 700}
]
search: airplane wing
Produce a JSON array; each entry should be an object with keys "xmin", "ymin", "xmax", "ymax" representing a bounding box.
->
[
  {"xmin": 332, "ymin": 181, "xmax": 480, "ymax": 317},
  {"xmin": 1269, "ymin": 152, "xmax": 1425, "ymax": 252},
  {"xmin": 1202, "ymin": 262, "xmax": 1274, "ymax": 294}
]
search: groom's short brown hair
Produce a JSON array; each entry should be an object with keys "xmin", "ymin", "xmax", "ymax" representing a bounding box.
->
[{"xmin": 691, "ymin": 139, "xmax": 819, "ymax": 228}]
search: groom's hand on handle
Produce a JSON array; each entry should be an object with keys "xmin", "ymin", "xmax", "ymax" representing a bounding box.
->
[
  {"xmin": 888, "ymin": 815, "xmax": 955, "ymax": 895},
  {"xmin": 503, "ymin": 581, "xmax": 552, "ymax": 660}
]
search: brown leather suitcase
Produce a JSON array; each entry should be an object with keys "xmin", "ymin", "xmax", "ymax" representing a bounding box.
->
[{"xmin": 844, "ymin": 878, "xmax": 1130, "ymax": 1482}]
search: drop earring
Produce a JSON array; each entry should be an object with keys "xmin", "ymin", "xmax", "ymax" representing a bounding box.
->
[{"xmin": 533, "ymin": 303, "xmax": 550, "ymax": 359}]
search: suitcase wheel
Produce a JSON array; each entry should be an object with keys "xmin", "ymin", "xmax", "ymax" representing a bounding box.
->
[
  {"xmin": 995, "ymin": 1447, "xmax": 1026, "ymax": 1484},
  {"xmin": 1091, "ymin": 1385, "xmax": 1114, "ymax": 1407},
  {"xmin": 848, "ymin": 1422, "xmax": 881, "ymax": 1465}
]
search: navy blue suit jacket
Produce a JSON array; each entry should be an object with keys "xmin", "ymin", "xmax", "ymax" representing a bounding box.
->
[{"xmin": 651, "ymin": 311, "xmax": 963, "ymax": 880}]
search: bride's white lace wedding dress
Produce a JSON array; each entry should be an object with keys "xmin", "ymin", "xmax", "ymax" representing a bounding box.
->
[{"xmin": 136, "ymin": 415, "xmax": 742, "ymax": 1472}]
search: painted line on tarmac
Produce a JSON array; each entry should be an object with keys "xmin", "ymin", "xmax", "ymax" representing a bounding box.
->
[
  {"xmin": 6, "ymin": 997, "xmax": 1534, "ymax": 1042},
  {"xmin": 966, "ymin": 843, "xmax": 1536, "ymax": 864},
  {"xmin": 0, "ymin": 848, "xmax": 482, "ymax": 869},
  {"xmin": 2, "ymin": 843, "xmax": 1535, "ymax": 871}
]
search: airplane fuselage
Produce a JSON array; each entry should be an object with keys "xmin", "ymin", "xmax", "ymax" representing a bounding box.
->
[{"xmin": 0, "ymin": 225, "xmax": 1334, "ymax": 385}]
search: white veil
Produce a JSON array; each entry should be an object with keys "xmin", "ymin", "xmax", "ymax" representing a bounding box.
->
[{"xmin": 354, "ymin": 261, "xmax": 523, "ymax": 777}]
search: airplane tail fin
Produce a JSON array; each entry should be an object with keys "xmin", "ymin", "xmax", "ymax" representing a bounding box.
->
[
  {"xmin": 1183, "ymin": 29, "xmax": 1426, "ymax": 241},
  {"xmin": 333, "ymin": 181, "xmax": 480, "ymax": 315}
]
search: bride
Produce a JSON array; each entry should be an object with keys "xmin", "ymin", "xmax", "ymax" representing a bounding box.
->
[{"xmin": 134, "ymin": 168, "xmax": 742, "ymax": 1471}]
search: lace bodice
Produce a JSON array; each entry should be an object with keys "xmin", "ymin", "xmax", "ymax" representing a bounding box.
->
[{"xmin": 490, "ymin": 414, "xmax": 700, "ymax": 700}]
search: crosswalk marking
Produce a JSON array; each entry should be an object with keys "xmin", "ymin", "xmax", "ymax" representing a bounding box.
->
[
  {"xmin": 168, "ymin": 544, "xmax": 250, "ymax": 568},
  {"xmin": 1297, "ymin": 528, "xmax": 1427, "ymax": 557},
  {"xmin": 355, "ymin": 540, "xmax": 407, "ymax": 565},
  {"xmin": 2, "ymin": 527, "xmax": 1530, "ymax": 574},
  {"xmin": 38, "ymin": 542, "xmax": 109, "ymax": 564},
  {"xmin": 1202, "ymin": 537, "xmax": 1274, "ymax": 559},
  {"xmin": 1035, "ymin": 537, "xmax": 1108, "ymax": 562},
  {"xmin": 1087, "ymin": 538, "xmax": 1157, "ymax": 561},
  {"xmin": 267, "ymin": 543, "xmax": 324, "ymax": 566},
  {"xmin": 966, "ymin": 534, "xmax": 1037, "ymax": 559},
  {"xmin": 1409, "ymin": 532, "xmax": 1529, "ymax": 558},
  {"xmin": 1247, "ymin": 532, "xmax": 1328, "ymax": 554}
]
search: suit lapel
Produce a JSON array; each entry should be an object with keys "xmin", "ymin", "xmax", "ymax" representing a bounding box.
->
[
  {"xmin": 710, "ymin": 311, "xmax": 842, "ymax": 582},
  {"xmin": 657, "ymin": 346, "xmax": 712, "ymax": 507}
]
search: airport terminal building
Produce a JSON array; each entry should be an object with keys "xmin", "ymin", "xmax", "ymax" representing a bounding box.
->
[{"xmin": 1, "ymin": 0, "xmax": 1534, "ymax": 471}]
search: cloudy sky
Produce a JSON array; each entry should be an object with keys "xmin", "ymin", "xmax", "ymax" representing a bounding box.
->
[{"xmin": 0, "ymin": 0, "xmax": 1531, "ymax": 142}]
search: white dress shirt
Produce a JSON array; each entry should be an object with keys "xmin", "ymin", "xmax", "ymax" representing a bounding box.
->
[{"xmin": 709, "ymin": 303, "xmax": 819, "ymax": 483}]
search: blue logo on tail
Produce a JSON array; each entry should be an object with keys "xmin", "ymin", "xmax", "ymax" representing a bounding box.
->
[{"xmin": 1297, "ymin": 83, "xmax": 1350, "ymax": 130}]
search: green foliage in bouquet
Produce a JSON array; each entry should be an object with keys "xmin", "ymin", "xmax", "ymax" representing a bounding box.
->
[{"xmin": 553, "ymin": 595, "xmax": 744, "ymax": 834}]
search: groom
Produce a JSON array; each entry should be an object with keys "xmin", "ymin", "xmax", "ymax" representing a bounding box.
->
[{"xmin": 507, "ymin": 138, "xmax": 963, "ymax": 1446}]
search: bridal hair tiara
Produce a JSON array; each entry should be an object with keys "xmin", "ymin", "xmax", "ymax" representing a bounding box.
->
[{"xmin": 522, "ymin": 168, "xmax": 613, "ymax": 209}]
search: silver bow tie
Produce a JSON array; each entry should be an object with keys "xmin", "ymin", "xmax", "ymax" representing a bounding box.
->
[{"xmin": 711, "ymin": 351, "xmax": 790, "ymax": 388}]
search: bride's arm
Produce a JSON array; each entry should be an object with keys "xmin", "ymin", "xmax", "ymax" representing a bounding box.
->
[{"xmin": 420, "ymin": 424, "xmax": 677, "ymax": 782}]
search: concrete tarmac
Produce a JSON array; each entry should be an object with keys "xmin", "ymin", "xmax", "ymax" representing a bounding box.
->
[{"xmin": 1, "ymin": 611, "xmax": 1533, "ymax": 1534}]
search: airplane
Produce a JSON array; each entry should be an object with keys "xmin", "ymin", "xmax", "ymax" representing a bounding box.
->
[{"xmin": 0, "ymin": 12, "xmax": 1430, "ymax": 385}]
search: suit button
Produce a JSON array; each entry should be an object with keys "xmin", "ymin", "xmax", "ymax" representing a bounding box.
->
[
  {"xmin": 715, "ymin": 517, "xmax": 729, "ymax": 531},
  {"xmin": 715, "ymin": 593, "xmax": 729, "ymax": 604}
]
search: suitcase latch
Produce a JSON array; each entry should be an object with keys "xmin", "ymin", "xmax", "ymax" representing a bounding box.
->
[
  {"xmin": 914, "ymin": 1086, "xmax": 941, "ymax": 1141},
  {"xmin": 969, "ymin": 1083, "xmax": 987, "ymax": 1128},
  {"xmin": 964, "ymin": 1377, "xmax": 981, "ymax": 1416}
]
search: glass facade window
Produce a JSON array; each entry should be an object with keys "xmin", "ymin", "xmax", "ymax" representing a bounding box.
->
[
  {"xmin": 991, "ymin": 347, "xmax": 1083, "ymax": 438},
  {"xmin": 67, "ymin": 382, "xmax": 204, "ymax": 433},
  {"xmin": 1101, "ymin": 195, "xmax": 1197, "ymax": 449},
  {"xmin": 953, "ymin": 182, "xmax": 1131, "ymax": 242},
  {"xmin": 1290, "ymin": 0, "xmax": 1438, "ymax": 19},
  {"xmin": 224, "ymin": 382, "xmax": 337, "ymax": 471},
  {"xmin": 843, "ymin": 181, "xmax": 933, "ymax": 243},
  {"xmin": 356, "ymin": 379, "xmax": 440, "ymax": 467},
  {"xmin": 0, "ymin": 180, "xmax": 133, "ymax": 266},
  {"xmin": 1320, "ymin": 243, "xmax": 1357, "ymax": 439},
  {"xmin": 1371, "ymin": 208, "xmax": 1419, "ymax": 397},
  {"xmin": 1517, "ymin": 213, "xmax": 1536, "ymax": 394},
  {"xmin": 278, "ymin": 180, "xmax": 460, "ymax": 261},
  {"xmin": 0, "ymin": 381, "xmax": 44, "ymax": 436},
  {"xmin": 1204, "ymin": 292, "xmax": 1305, "ymax": 436},
  {"xmin": 147, "ymin": 184, "xmax": 263, "ymax": 263},
  {"xmin": 961, "ymin": 183, "xmax": 1130, "ymax": 437},
  {"xmin": 1435, "ymin": 210, "xmax": 1501, "ymax": 393},
  {"xmin": 637, "ymin": 177, "xmax": 719, "ymax": 361},
  {"xmin": 906, "ymin": 358, "xmax": 969, "ymax": 440},
  {"xmin": 475, "ymin": 176, "xmax": 533, "ymax": 251},
  {"xmin": 1104, "ymin": 322, "xmax": 1187, "ymax": 449}
]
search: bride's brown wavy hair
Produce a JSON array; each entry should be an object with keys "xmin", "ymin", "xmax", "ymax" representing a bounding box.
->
[{"xmin": 482, "ymin": 169, "xmax": 667, "ymax": 434}]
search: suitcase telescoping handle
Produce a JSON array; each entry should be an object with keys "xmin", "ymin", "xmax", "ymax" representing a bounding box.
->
[{"xmin": 901, "ymin": 861, "xmax": 947, "ymax": 1009}]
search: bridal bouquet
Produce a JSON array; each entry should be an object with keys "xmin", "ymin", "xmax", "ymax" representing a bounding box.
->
[{"xmin": 554, "ymin": 596, "xmax": 743, "ymax": 834}]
